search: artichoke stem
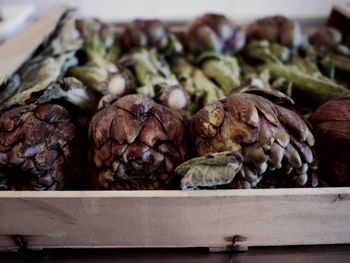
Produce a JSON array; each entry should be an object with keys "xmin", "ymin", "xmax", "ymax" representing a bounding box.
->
[
  {"xmin": 69, "ymin": 66, "xmax": 106, "ymax": 93},
  {"xmin": 107, "ymin": 74, "xmax": 129, "ymax": 96},
  {"xmin": 69, "ymin": 66, "xmax": 129, "ymax": 96},
  {"xmin": 172, "ymin": 57, "xmax": 225, "ymax": 110},
  {"xmin": 266, "ymin": 62, "xmax": 349, "ymax": 105},
  {"xmin": 330, "ymin": 54, "xmax": 350, "ymax": 73},
  {"xmin": 201, "ymin": 57, "xmax": 240, "ymax": 96},
  {"xmin": 155, "ymin": 84, "xmax": 189, "ymax": 110}
]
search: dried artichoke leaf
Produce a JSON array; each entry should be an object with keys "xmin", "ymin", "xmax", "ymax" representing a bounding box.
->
[
  {"xmin": 175, "ymin": 151, "xmax": 243, "ymax": 189},
  {"xmin": 0, "ymin": 75, "xmax": 21, "ymax": 105},
  {"xmin": 1, "ymin": 77, "xmax": 95, "ymax": 112}
]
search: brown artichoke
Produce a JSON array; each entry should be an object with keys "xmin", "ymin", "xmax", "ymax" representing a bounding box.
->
[
  {"xmin": 310, "ymin": 96, "xmax": 350, "ymax": 186},
  {"xmin": 0, "ymin": 104, "xmax": 80, "ymax": 190},
  {"xmin": 176, "ymin": 88, "xmax": 318, "ymax": 189},
  {"xmin": 89, "ymin": 94, "xmax": 188, "ymax": 190}
]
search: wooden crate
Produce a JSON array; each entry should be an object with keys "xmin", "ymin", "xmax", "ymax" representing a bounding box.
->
[
  {"xmin": 0, "ymin": 5, "xmax": 349, "ymax": 252},
  {"xmin": 0, "ymin": 188, "xmax": 350, "ymax": 251}
]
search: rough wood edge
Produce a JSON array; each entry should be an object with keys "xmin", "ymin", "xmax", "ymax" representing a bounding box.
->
[
  {"xmin": 0, "ymin": 5, "xmax": 68, "ymax": 85},
  {"xmin": 0, "ymin": 187, "xmax": 349, "ymax": 198}
]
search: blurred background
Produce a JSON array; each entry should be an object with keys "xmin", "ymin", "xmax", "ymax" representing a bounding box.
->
[
  {"xmin": 0, "ymin": 0, "xmax": 347, "ymax": 41},
  {"xmin": 0, "ymin": 0, "xmax": 348, "ymax": 21}
]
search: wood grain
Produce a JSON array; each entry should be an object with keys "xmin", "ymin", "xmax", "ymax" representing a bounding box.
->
[
  {"xmin": 0, "ymin": 5, "xmax": 67, "ymax": 85},
  {"xmin": 0, "ymin": 188, "xmax": 349, "ymax": 251}
]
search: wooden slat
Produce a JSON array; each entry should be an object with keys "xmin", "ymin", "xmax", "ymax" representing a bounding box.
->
[
  {"xmin": 0, "ymin": 188, "xmax": 349, "ymax": 251},
  {"xmin": 0, "ymin": 5, "xmax": 68, "ymax": 85}
]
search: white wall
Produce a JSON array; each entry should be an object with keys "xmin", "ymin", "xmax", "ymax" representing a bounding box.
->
[{"xmin": 0, "ymin": 0, "xmax": 347, "ymax": 21}]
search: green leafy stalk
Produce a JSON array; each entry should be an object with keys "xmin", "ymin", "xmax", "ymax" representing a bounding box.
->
[
  {"xmin": 121, "ymin": 49, "xmax": 189, "ymax": 110},
  {"xmin": 329, "ymin": 53, "xmax": 350, "ymax": 73},
  {"xmin": 265, "ymin": 62, "xmax": 349, "ymax": 104},
  {"xmin": 245, "ymin": 40, "xmax": 349, "ymax": 105},
  {"xmin": 171, "ymin": 57, "xmax": 225, "ymax": 112},
  {"xmin": 199, "ymin": 53, "xmax": 241, "ymax": 96}
]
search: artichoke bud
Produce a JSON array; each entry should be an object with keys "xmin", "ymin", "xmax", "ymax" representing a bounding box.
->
[
  {"xmin": 175, "ymin": 151, "xmax": 243, "ymax": 190},
  {"xmin": 89, "ymin": 94, "xmax": 188, "ymax": 190},
  {"xmin": 246, "ymin": 16, "xmax": 305, "ymax": 49},
  {"xmin": 310, "ymin": 96, "xmax": 350, "ymax": 186},
  {"xmin": 186, "ymin": 13, "xmax": 244, "ymax": 55},
  {"xmin": 121, "ymin": 19, "xmax": 183, "ymax": 56},
  {"xmin": 76, "ymin": 18, "xmax": 117, "ymax": 59},
  {"xmin": 308, "ymin": 27, "xmax": 343, "ymax": 53},
  {"xmin": 308, "ymin": 27, "xmax": 350, "ymax": 74},
  {"xmin": 0, "ymin": 104, "xmax": 81, "ymax": 190},
  {"xmin": 189, "ymin": 87, "xmax": 318, "ymax": 189}
]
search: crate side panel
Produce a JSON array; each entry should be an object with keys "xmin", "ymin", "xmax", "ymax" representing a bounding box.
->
[{"xmin": 0, "ymin": 190, "xmax": 349, "ymax": 250}]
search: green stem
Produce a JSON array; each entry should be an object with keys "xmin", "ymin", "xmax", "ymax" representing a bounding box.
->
[
  {"xmin": 266, "ymin": 63, "xmax": 349, "ymax": 104},
  {"xmin": 201, "ymin": 56, "xmax": 240, "ymax": 96},
  {"xmin": 330, "ymin": 54, "xmax": 350, "ymax": 73}
]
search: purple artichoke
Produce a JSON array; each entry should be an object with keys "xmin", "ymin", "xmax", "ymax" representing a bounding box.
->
[
  {"xmin": 186, "ymin": 13, "xmax": 244, "ymax": 55},
  {"xmin": 89, "ymin": 94, "xmax": 188, "ymax": 190},
  {"xmin": 246, "ymin": 16, "xmax": 305, "ymax": 49},
  {"xmin": 176, "ymin": 88, "xmax": 318, "ymax": 189},
  {"xmin": 0, "ymin": 104, "xmax": 80, "ymax": 190}
]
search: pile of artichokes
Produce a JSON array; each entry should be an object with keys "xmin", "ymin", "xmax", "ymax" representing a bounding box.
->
[{"xmin": 0, "ymin": 11, "xmax": 349, "ymax": 190}]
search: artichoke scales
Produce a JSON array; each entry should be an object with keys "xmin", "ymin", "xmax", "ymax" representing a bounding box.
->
[
  {"xmin": 177, "ymin": 88, "xmax": 318, "ymax": 189},
  {"xmin": 89, "ymin": 94, "xmax": 188, "ymax": 189}
]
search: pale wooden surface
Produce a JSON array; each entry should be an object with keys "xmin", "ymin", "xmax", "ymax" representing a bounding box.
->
[
  {"xmin": 0, "ymin": 188, "xmax": 349, "ymax": 251},
  {"xmin": 0, "ymin": 5, "xmax": 67, "ymax": 85}
]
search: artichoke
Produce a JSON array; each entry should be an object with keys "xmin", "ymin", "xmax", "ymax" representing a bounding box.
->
[
  {"xmin": 185, "ymin": 14, "xmax": 243, "ymax": 95},
  {"xmin": 0, "ymin": 104, "xmax": 80, "ymax": 190},
  {"xmin": 89, "ymin": 94, "xmax": 188, "ymax": 190},
  {"xmin": 176, "ymin": 88, "xmax": 318, "ymax": 189},
  {"xmin": 310, "ymin": 96, "xmax": 350, "ymax": 186},
  {"xmin": 121, "ymin": 19, "xmax": 182, "ymax": 56},
  {"xmin": 308, "ymin": 27, "xmax": 350, "ymax": 75},
  {"xmin": 186, "ymin": 13, "xmax": 244, "ymax": 55},
  {"xmin": 309, "ymin": 27, "xmax": 346, "ymax": 53},
  {"xmin": 246, "ymin": 16, "xmax": 305, "ymax": 49}
]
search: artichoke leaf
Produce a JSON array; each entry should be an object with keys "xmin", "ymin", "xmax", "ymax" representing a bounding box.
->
[
  {"xmin": 1, "ymin": 77, "xmax": 96, "ymax": 112},
  {"xmin": 175, "ymin": 151, "xmax": 243, "ymax": 190}
]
